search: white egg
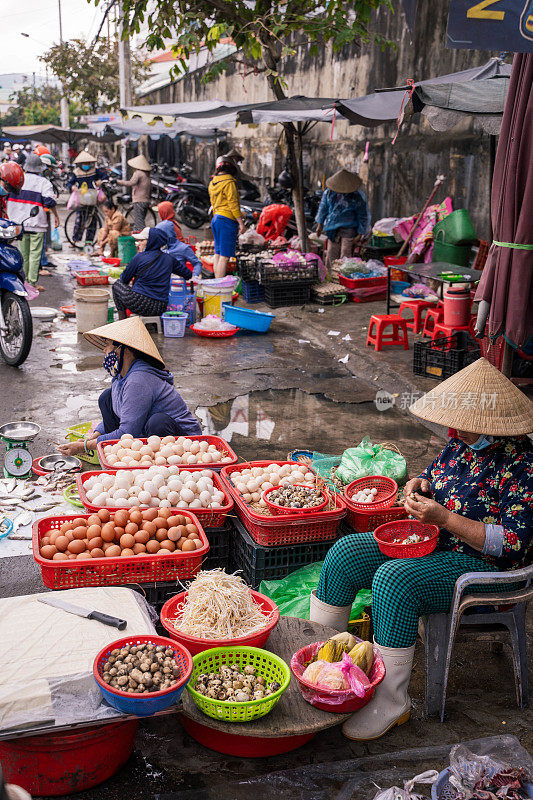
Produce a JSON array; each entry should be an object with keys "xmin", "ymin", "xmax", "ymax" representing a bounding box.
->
[
  {"xmin": 259, "ymin": 499, "xmax": 268, "ymax": 508},
  {"xmin": 143, "ymin": 481, "xmax": 156, "ymax": 496},
  {"xmin": 213, "ymin": 491, "xmax": 225, "ymax": 504},
  {"xmin": 159, "ymin": 499, "xmax": 172, "ymax": 508},
  {"xmin": 190, "ymin": 441, "xmax": 201, "ymax": 455},
  {"xmin": 251, "ymin": 492, "xmax": 261, "ymax": 503},
  {"xmin": 116, "ymin": 448, "xmax": 129, "ymax": 461},
  {"xmin": 147, "ymin": 435, "xmax": 161, "ymax": 451},
  {"xmin": 84, "ymin": 477, "xmax": 96, "ymax": 490},
  {"xmin": 196, "ymin": 478, "xmax": 209, "ymax": 492},
  {"xmin": 208, "ymin": 445, "xmax": 217, "ymax": 453},
  {"xmin": 106, "ymin": 497, "xmax": 117, "ymax": 507},
  {"xmin": 107, "ymin": 455, "xmax": 119, "ymax": 466},
  {"xmin": 128, "ymin": 486, "xmax": 139, "ymax": 497},
  {"xmin": 139, "ymin": 445, "xmax": 153, "ymax": 457},
  {"xmin": 211, "ymin": 501, "xmax": 222, "ymax": 509},
  {"xmin": 167, "ymin": 491, "xmax": 180, "ymax": 505},
  {"xmin": 270, "ymin": 474, "xmax": 280, "ymax": 486},
  {"xmin": 161, "ymin": 435, "xmax": 175, "ymax": 446},
  {"xmin": 130, "ymin": 439, "xmax": 143, "ymax": 451},
  {"xmin": 167, "ymin": 465, "xmax": 179, "ymax": 475},
  {"xmin": 269, "ymin": 464, "xmax": 280, "ymax": 473},
  {"xmin": 199, "ymin": 490, "xmax": 212, "ymax": 506},
  {"xmin": 201, "ymin": 470, "xmax": 213, "ymax": 478},
  {"xmin": 189, "ymin": 499, "xmax": 202, "ymax": 509},
  {"xmin": 180, "ymin": 488, "xmax": 195, "ymax": 503},
  {"xmin": 129, "ymin": 496, "xmax": 140, "ymax": 506},
  {"xmin": 166, "ymin": 454, "xmax": 180, "ymax": 465},
  {"xmin": 174, "ymin": 444, "xmax": 184, "ymax": 456},
  {"xmin": 114, "ymin": 474, "xmax": 130, "ymax": 490},
  {"xmin": 262, "ymin": 482, "xmax": 273, "ymax": 491},
  {"xmin": 241, "ymin": 469, "xmax": 251, "ymax": 477},
  {"xmin": 180, "ymin": 471, "xmax": 192, "ymax": 481},
  {"xmin": 86, "ymin": 489, "xmax": 96, "ymax": 502},
  {"xmin": 149, "ymin": 497, "xmax": 160, "ymax": 507},
  {"xmin": 182, "ymin": 439, "xmax": 192, "ymax": 451},
  {"xmin": 251, "ymin": 467, "xmax": 262, "ymax": 476},
  {"xmin": 158, "ymin": 486, "xmax": 170, "ymax": 500},
  {"xmin": 212, "ymin": 450, "xmax": 222, "ymax": 460},
  {"xmin": 113, "ymin": 488, "xmax": 128, "ymax": 500},
  {"xmin": 158, "ymin": 445, "xmax": 172, "ymax": 459},
  {"xmin": 247, "ymin": 480, "xmax": 259, "ymax": 493},
  {"xmin": 138, "ymin": 490, "xmax": 152, "ymax": 505},
  {"xmin": 236, "ymin": 482, "xmax": 247, "ymax": 494},
  {"xmin": 103, "ymin": 445, "xmax": 113, "ymax": 455},
  {"xmin": 92, "ymin": 482, "xmax": 104, "ymax": 496},
  {"xmin": 152, "ymin": 474, "xmax": 164, "ymax": 489},
  {"xmin": 242, "ymin": 493, "xmax": 252, "ymax": 503},
  {"xmin": 199, "ymin": 440, "xmax": 209, "ymax": 451},
  {"xmin": 177, "ymin": 500, "xmax": 189, "ymax": 508},
  {"xmin": 221, "ymin": 456, "xmax": 232, "ymax": 463}
]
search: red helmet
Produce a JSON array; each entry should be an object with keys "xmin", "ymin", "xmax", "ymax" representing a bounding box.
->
[
  {"xmin": 0, "ymin": 162, "xmax": 24, "ymax": 194},
  {"xmin": 34, "ymin": 145, "xmax": 51, "ymax": 156}
]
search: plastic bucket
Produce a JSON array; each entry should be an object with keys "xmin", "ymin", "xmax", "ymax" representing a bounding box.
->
[
  {"xmin": 201, "ymin": 287, "xmax": 235, "ymax": 317},
  {"xmin": 443, "ymin": 285, "xmax": 472, "ymax": 327},
  {"xmin": 162, "ymin": 311, "xmax": 187, "ymax": 337},
  {"xmin": 117, "ymin": 235, "xmax": 137, "ymax": 266},
  {"xmin": 433, "ymin": 210, "xmax": 477, "ymax": 245},
  {"xmin": 433, "ymin": 241, "xmax": 472, "ymax": 267},
  {"xmin": 74, "ymin": 288, "xmax": 109, "ymax": 333}
]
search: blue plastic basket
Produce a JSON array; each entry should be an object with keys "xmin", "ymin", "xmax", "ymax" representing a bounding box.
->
[
  {"xmin": 241, "ymin": 280, "xmax": 265, "ymax": 304},
  {"xmin": 391, "ymin": 280, "xmax": 410, "ymax": 294},
  {"xmin": 223, "ymin": 303, "xmax": 275, "ymax": 333},
  {"xmin": 168, "ymin": 279, "xmax": 196, "ymax": 325},
  {"xmin": 162, "ymin": 311, "xmax": 187, "ymax": 337},
  {"xmin": 93, "ymin": 635, "xmax": 193, "ymax": 716}
]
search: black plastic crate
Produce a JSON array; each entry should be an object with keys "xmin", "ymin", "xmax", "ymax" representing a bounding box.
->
[
  {"xmin": 231, "ymin": 519, "xmax": 343, "ymax": 588},
  {"xmin": 203, "ymin": 523, "xmax": 233, "ymax": 570},
  {"xmin": 413, "ymin": 333, "xmax": 480, "ymax": 381},
  {"xmin": 258, "ymin": 255, "xmax": 319, "ymax": 284},
  {"xmin": 236, "ymin": 253, "xmax": 259, "ymax": 281},
  {"xmin": 241, "ymin": 280, "xmax": 265, "ymax": 304},
  {"xmin": 263, "ymin": 281, "xmax": 311, "ymax": 309}
]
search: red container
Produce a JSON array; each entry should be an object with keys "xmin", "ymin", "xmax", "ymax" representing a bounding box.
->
[
  {"xmin": 443, "ymin": 286, "xmax": 472, "ymax": 327},
  {"xmin": 344, "ymin": 476, "xmax": 398, "ymax": 513},
  {"xmin": 263, "ymin": 485, "xmax": 328, "ymax": 516},
  {"xmin": 373, "ymin": 519, "xmax": 439, "ymax": 558},
  {"xmin": 220, "ymin": 461, "xmax": 346, "ymax": 546},
  {"xmin": 189, "ymin": 325, "xmax": 238, "ymax": 338},
  {"xmin": 101, "ymin": 257, "xmax": 121, "ymax": 266},
  {"xmin": 384, "ymin": 255, "xmax": 409, "ymax": 281},
  {"xmin": 75, "ymin": 272, "xmax": 109, "ymax": 286},
  {"xmin": 33, "ymin": 513, "xmax": 209, "ymax": 590},
  {"xmin": 97, "ymin": 435, "xmax": 238, "ymax": 471},
  {"xmin": 76, "ymin": 469, "xmax": 233, "ymax": 528},
  {"xmin": 0, "ymin": 720, "xmax": 138, "ymax": 796},
  {"xmin": 290, "ymin": 640, "xmax": 385, "ymax": 713},
  {"xmin": 339, "ymin": 274, "xmax": 387, "ymax": 290},
  {"xmin": 160, "ymin": 590, "xmax": 280, "ymax": 655},
  {"xmin": 346, "ymin": 503, "xmax": 407, "ymax": 533},
  {"xmin": 180, "ymin": 715, "xmax": 314, "ymax": 756}
]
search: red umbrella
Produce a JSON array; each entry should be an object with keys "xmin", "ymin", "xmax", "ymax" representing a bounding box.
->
[{"xmin": 475, "ymin": 54, "xmax": 533, "ymax": 349}]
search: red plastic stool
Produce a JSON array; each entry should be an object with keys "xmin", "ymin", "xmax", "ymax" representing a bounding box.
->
[
  {"xmin": 366, "ymin": 314, "xmax": 409, "ymax": 352},
  {"xmin": 431, "ymin": 321, "xmax": 471, "ymax": 350},
  {"xmin": 398, "ymin": 299, "xmax": 437, "ymax": 334},
  {"xmin": 422, "ymin": 303, "xmax": 444, "ymax": 338}
]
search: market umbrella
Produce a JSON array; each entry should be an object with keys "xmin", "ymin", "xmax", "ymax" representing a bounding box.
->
[{"xmin": 474, "ymin": 54, "xmax": 533, "ymax": 349}]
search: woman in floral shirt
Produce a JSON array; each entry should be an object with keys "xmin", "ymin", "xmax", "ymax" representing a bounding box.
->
[{"xmin": 310, "ymin": 358, "xmax": 533, "ymax": 742}]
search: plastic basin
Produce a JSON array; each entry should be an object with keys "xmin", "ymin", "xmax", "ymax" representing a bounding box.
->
[{"xmin": 222, "ymin": 302, "xmax": 275, "ymax": 332}]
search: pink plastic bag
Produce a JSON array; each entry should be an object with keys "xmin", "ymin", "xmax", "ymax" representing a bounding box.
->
[
  {"xmin": 67, "ymin": 189, "xmax": 80, "ymax": 210},
  {"xmin": 302, "ymin": 653, "xmax": 371, "ymax": 706},
  {"xmin": 24, "ymin": 282, "xmax": 39, "ymax": 301}
]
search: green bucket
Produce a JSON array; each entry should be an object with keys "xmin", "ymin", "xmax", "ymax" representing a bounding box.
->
[
  {"xmin": 433, "ymin": 210, "xmax": 477, "ymax": 245},
  {"xmin": 433, "ymin": 241, "xmax": 472, "ymax": 267},
  {"xmin": 118, "ymin": 235, "xmax": 137, "ymax": 266}
]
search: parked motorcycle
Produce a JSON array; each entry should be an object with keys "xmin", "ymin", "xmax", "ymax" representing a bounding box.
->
[{"xmin": 0, "ymin": 207, "xmax": 39, "ymax": 366}]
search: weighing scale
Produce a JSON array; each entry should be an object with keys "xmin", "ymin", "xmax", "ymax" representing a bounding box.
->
[{"xmin": 0, "ymin": 422, "xmax": 41, "ymax": 479}]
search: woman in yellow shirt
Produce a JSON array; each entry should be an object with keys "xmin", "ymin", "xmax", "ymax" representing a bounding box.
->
[{"xmin": 208, "ymin": 156, "xmax": 245, "ymax": 277}]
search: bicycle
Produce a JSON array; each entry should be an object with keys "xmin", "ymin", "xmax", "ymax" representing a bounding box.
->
[
  {"xmin": 64, "ymin": 205, "xmax": 103, "ymax": 251},
  {"xmin": 101, "ymin": 180, "xmax": 157, "ymax": 229}
]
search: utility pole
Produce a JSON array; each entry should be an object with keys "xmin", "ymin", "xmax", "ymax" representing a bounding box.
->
[
  {"xmin": 58, "ymin": 0, "xmax": 70, "ymax": 161},
  {"xmin": 118, "ymin": 2, "xmax": 132, "ymax": 180}
]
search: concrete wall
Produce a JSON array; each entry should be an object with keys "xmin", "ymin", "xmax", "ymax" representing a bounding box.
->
[{"xmin": 142, "ymin": 3, "xmax": 501, "ymax": 238}]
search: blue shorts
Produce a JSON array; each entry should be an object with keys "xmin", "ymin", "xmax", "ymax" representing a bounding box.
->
[{"xmin": 211, "ymin": 214, "xmax": 239, "ymax": 258}]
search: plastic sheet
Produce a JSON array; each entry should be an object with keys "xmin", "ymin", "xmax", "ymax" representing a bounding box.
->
[{"xmin": 372, "ymin": 770, "xmax": 439, "ymax": 800}]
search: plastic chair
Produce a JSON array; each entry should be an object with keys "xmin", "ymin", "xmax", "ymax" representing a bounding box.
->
[
  {"xmin": 422, "ymin": 303, "xmax": 444, "ymax": 338},
  {"xmin": 141, "ymin": 316, "xmax": 162, "ymax": 334},
  {"xmin": 366, "ymin": 314, "xmax": 409, "ymax": 351},
  {"xmin": 398, "ymin": 300, "xmax": 437, "ymax": 334},
  {"xmin": 431, "ymin": 321, "xmax": 472, "ymax": 348},
  {"xmin": 423, "ymin": 564, "xmax": 533, "ymax": 720}
]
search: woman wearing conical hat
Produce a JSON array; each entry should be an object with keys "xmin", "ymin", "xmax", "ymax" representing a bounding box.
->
[
  {"xmin": 59, "ymin": 316, "xmax": 201, "ymax": 457},
  {"xmin": 68, "ymin": 151, "xmax": 106, "ymax": 246},
  {"xmin": 117, "ymin": 154, "xmax": 152, "ymax": 232},
  {"xmin": 314, "ymin": 168, "xmax": 371, "ymax": 271},
  {"xmin": 310, "ymin": 358, "xmax": 533, "ymax": 742}
]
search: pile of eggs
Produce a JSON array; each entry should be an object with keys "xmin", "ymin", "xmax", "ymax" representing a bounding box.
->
[
  {"xmin": 229, "ymin": 463, "xmax": 316, "ymax": 507},
  {"xmin": 38, "ymin": 509, "xmax": 204, "ymax": 561},
  {"xmin": 82, "ymin": 467, "xmax": 227, "ymax": 510},
  {"xmin": 102, "ymin": 434, "xmax": 232, "ymax": 469},
  {"xmin": 351, "ymin": 486, "xmax": 379, "ymax": 504}
]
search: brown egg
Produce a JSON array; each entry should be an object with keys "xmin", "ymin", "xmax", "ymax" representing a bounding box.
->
[
  {"xmin": 193, "ymin": 539, "xmax": 204, "ymax": 550},
  {"xmin": 142, "ymin": 508, "xmax": 158, "ymax": 522},
  {"xmin": 68, "ymin": 553, "xmax": 77, "ymax": 559},
  {"xmin": 185, "ymin": 524, "xmax": 198, "ymax": 535},
  {"xmin": 54, "ymin": 535, "xmax": 69, "ymax": 552},
  {"xmin": 86, "ymin": 524, "xmax": 102, "ymax": 539},
  {"xmin": 113, "ymin": 509, "xmax": 129, "ymax": 528},
  {"xmin": 65, "ymin": 531, "xmax": 75, "ymax": 542},
  {"xmin": 187, "ymin": 532, "xmax": 199, "ymax": 540},
  {"xmin": 120, "ymin": 533, "xmax": 135, "ymax": 549},
  {"xmin": 68, "ymin": 539, "xmax": 86, "ymax": 555},
  {"xmin": 40, "ymin": 536, "xmax": 50, "ymax": 547},
  {"xmin": 166, "ymin": 515, "xmax": 180, "ymax": 528},
  {"xmin": 49, "ymin": 531, "xmax": 59, "ymax": 545},
  {"xmin": 87, "ymin": 514, "xmax": 101, "ymax": 526},
  {"xmin": 113, "ymin": 526, "xmax": 125, "ymax": 541},
  {"xmin": 76, "ymin": 551, "xmax": 91, "ymax": 559},
  {"xmin": 88, "ymin": 536, "xmax": 104, "ymax": 550},
  {"xmin": 159, "ymin": 540, "xmax": 175, "ymax": 552},
  {"xmin": 177, "ymin": 515, "xmax": 187, "ymax": 526},
  {"xmin": 146, "ymin": 539, "xmax": 160, "ymax": 554},
  {"xmin": 60, "ymin": 521, "xmax": 74, "ymax": 533},
  {"xmin": 102, "ymin": 542, "xmax": 113, "ymax": 552},
  {"xmin": 153, "ymin": 516, "xmax": 167, "ymax": 529},
  {"xmin": 121, "ymin": 548, "xmax": 135, "ymax": 557},
  {"xmin": 177, "ymin": 537, "xmax": 187, "ymax": 549},
  {"xmin": 134, "ymin": 529, "xmax": 150, "ymax": 545},
  {"xmin": 181, "ymin": 540, "xmax": 196, "ymax": 552},
  {"xmin": 155, "ymin": 529, "xmax": 167, "ymax": 542},
  {"xmin": 101, "ymin": 522, "xmax": 115, "ymax": 543},
  {"xmin": 129, "ymin": 509, "xmax": 143, "ymax": 526},
  {"xmin": 142, "ymin": 520, "xmax": 157, "ymax": 536},
  {"xmin": 73, "ymin": 517, "xmax": 87, "ymax": 527},
  {"xmin": 158, "ymin": 508, "xmax": 172, "ymax": 520},
  {"xmin": 132, "ymin": 542, "xmax": 146, "ymax": 555},
  {"xmin": 125, "ymin": 522, "xmax": 138, "ymax": 536},
  {"xmin": 105, "ymin": 545, "xmax": 121, "ymax": 558},
  {"xmin": 53, "ymin": 552, "xmax": 69, "ymax": 560},
  {"xmin": 91, "ymin": 548, "xmax": 105, "ymax": 559},
  {"xmin": 40, "ymin": 545, "xmax": 57, "ymax": 560},
  {"xmin": 72, "ymin": 525, "xmax": 88, "ymax": 540},
  {"xmin": 166, "ymin": 526, "xmax": 180, "ymax": 542},
  {"xmin": 97, "ymin": 508, "xmax": 111, "ymax": 523},
  {"xmin": 176, "ymin": 525, "xmax": 188, "ymax": 538}
]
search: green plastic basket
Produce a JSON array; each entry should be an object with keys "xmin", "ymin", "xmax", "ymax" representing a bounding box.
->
[
  {"xmin": 65, "ymin": 421, "xmax": 100, "ymax": 465},
  {"xmin": 186, "ymin": 646, "xmax": 290, "ymax": 723},
  {"xmin": 64, "ymin": 483, "xmax": 84, "ymax": 508}
]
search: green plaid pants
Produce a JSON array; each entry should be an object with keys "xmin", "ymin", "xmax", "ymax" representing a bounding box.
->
[{"xmin": 317, "ymin": 532, "xmax": 499, "ymax": 647}]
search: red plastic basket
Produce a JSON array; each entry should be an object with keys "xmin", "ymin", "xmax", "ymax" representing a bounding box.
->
[
  {"xmin": 290, "ymin": 640, "xmax": 385, "ymax": 713},
  {"xmin": 97, "ymin": 435, "xmax": 238, "ymax": 471},
  {"xmin": 76, "ymin": 469, "xmax": 233, "ymax": 528},
  {"xmin": 338, "ymin": 274, "xmax": 387, "ymax": 290},
  {"xmin": 101, "ymin": 257, "xmax": 121, "ymax": 266},
  {"xmin": 346, "ymin": 503, "xmax": 407, "ymax": 533},
  {"xmin": 263, "ymin": 484, "xmax": 328, "ymax": 516},
  {"xmin": 75, "ymin": 272, "xmax": 109, "ymax": 286},
  {"xmin": 373, "ymin": 519, "xmax": 439, "ymax": 558},
  {"xmin": 189, "ymin": 325, "xmax": 238, "ymax": 338},
  {"xmin": 220, "ymin": 461, "xmax": 346, "ymax": 546},
  {"xmin": 344, "ymin": 476, "xmax": 398, "ymax": 512},
  {"xmin": 479, "ymin": 324, "xmax": 505, "ymax": 369},
  {"xmin": 160, "ymin": 590, "xmax": 280, "ymax": 655},
  {"xmin": 33, "ymin": 512, "xmax": 209, "ymax": 590}
]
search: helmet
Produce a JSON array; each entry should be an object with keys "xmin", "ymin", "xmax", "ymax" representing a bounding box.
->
[
  {"xmin": 34, "ymin": 145, "xmax": 51, "ymax": 156},
  {"xmin": 40, "ymin": 153, "xmax": 58, "ymax": 168},
  {"xmin": 215, "ymin": 155, "xmax": 236, "ymax": 172},
  {"xmin": 277, "ymin": 169, "xmax": 294, "ymax": 190},
  {"xmin": 0, "ymin": 162, "xmax": 24, "ymax": 194}
]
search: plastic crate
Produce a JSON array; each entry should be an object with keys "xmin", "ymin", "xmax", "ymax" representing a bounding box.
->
[
  {"xmin": 413, "ymin": 333, "xmax": 480, "ymax": 381},
  {"xmin": 33, "ymin": 513, "xmax": 209, "ymax": 590},
  {"xmin": 263, "ymin": 281, "xmax": 311, "ymax": 308},
  {"xmin": 236, "ymin": 253, "xmax": 259, "ymax": 281},
  {"xmin": 203, "ymin": 522, "xmax": 233, "ymax": 570},
  {"xmin": 97, "ymin": 435, "xmax": 238, "ymax": 472},
  {"xmin": 241, "ymin": 280, "xmax": 265, "ymax": 304},
  {"xmin": 161, "ymin": 311, "xmax": 187, "ymax": 337},
  {"xmin": 75, "ymin": 272, "xmax": 109, "ymax": 286},
  {"xmin": 339, "ymin": 274, "xmax": 387, "ymax": 290},
  {"xmin": 258, "ymin": 256, "xmax": 318, "ymax": 284}
]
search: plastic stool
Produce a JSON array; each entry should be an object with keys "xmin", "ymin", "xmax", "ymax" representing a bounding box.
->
[
  {"xmin": 141, "ymin": 315, "xmax": 162, "ymax": 334},
  {"xmin": 366, "ymin": 314, "xmax": 409, "ymax": 352},
  {"xmin": 422, "ymin": 304, "xmax": 444, "ymax": 338},
  {"xmin": 398, "ymin": 299, "xmax": 437, "ymax": 334},
  {"xmin": 431, "ymin": 321, "xmax": 471, "ymax": 350}
]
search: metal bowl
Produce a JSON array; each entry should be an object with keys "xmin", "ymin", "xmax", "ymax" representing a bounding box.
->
[
  {"xmin": 38, "ymin": 454, "xmax": 82, "ymax": 473},
  {"xmin": 0, "ymin": 422, "xmax": 41, "ymax": 442}
]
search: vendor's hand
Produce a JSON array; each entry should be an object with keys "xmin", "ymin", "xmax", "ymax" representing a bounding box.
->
[
  {"xmin": 58, "ymin": 440, "xmax": 85, "ymax": 457},
  {"xmin": 404, "ymin": 494, "xmax": 449, "ymax": 527},
  {"xmin": 315, "ymin": 224, "xmax": 323, "ymax": 235},
  {"xmin": 239, "ymin": 221, "xmax": 246, "ymax": 235},
  {"xmin": 403, "ymin": 477, "xmax": 431, "ymax": 498}
]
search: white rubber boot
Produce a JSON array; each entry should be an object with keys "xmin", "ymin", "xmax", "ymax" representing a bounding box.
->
[
  {"xmin": 309, "ymin": 590, "xmax": 351, "ymax": 631},
  {"xmin": 342, "ymin": 641, "xmax": 415, "ymax": 740}
]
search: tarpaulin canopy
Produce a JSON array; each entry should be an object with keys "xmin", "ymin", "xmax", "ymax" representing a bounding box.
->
[
  {"xmin": 104, "ymin": 120, "xmax": 219, "ymax": 140},
  {"xmin": 236, "ymin": 96, "xmax": 336, "ymax": 125},
  {"xmin": 1, "ymin": 124, "xmax": 120, "ymax": 144},
  {"xmin": 121, "ymin": 100, "xmax": 240, "ymax": 126}
]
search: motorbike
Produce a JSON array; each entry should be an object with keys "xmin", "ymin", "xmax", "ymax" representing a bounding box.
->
[
  {"xmin": 0, "ymin": 206, "xmax": 39, "ymax": 366},
  {"xmin": 165, "ymin": 182, "xmax": 211, "ymax": 229}
]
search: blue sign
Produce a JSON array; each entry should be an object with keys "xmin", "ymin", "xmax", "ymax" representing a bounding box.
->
[{"xmin": 447, "ymin": 0, "xmax": 533, "ymax": 51}]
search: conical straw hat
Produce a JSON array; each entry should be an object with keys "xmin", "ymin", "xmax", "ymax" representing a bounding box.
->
[
  {"xmin": 326, "ymin": 169, "xmax": 362, "ymax": 193},
  {"xmin": 128, "ymin": 154, "xmax": 151, "ymax": 171},
  {"xmin": 74, "ymin": 150, "xmax": 97, "ymax": 164},
  {"xmin": 84, "ymin": 316, "xmax": 165, "ymax": 369},
  {"xmin": 410, "ymin": 357, "xmax": 533, "ymax": 435}
]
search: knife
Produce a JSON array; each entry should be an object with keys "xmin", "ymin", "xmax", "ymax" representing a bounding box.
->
[{"xmin": 37, "ymin": 596, "xmax": 127, "ymax": 630}]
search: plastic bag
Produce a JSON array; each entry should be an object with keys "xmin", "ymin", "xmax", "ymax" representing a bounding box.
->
[
  {"xmin": 51, "ymin": 227, "xmax": 62, "ymax": 251},
  {"xmin": 335, "ymin": 437, "xmax": 408, "ymax": 486},
  {"xmin": 300, "ymin": 653, "xmax": 371, "ymax": 706},
  {"xmin": 239, "ymin": 228, "xmax": 265, "ymax": 247},
  {"xmin": 259, "ymin": 562, "xmax": 371, "ymax": 623},
  {"xmin": 67, "ymin": 189, "xmax": 80, "ymax": 210},
  {"xmin": 24, "ymin": 282, "xmax": 39, "ymax": 301},
  {"xmin": 448, "ymin": 745, "xmax": 507, "ymax": 798},
  {"xmin": 372, "ymin": 771, "xmax": 439, "ymax": 800},
  {"xmin": 257, "ymin": 203, "xmax": 293, "ymax": 240}
]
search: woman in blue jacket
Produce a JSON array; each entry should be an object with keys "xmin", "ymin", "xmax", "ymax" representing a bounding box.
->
[
  {"xmin": 315, "ymin": 169, "xmax": 371, "ymax": 271},
  {"xmin": 59, "ymin": 316, "xmax": 201, "ymax": 456}
]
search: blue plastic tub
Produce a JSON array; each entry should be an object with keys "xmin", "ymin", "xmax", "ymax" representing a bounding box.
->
[
  {"xmin": 391, "ymin": 280, "xmax": 410, "ymax": 294},
  {"xmin": 223, "ymin": 303, "xmax": 275, "ymax": 333}
]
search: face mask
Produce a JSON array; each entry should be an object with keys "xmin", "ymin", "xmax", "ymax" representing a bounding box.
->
[
  {"xmin": 469, "ymin": 435, "xmax": 494, "ymax": 451},
  {"xmin": 103, "ymin": 347, "xmax": 123, "ymax": 377},
  {"xmin": 81, "ymin": 164, "xmax": 92, "ymax": 172}
]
